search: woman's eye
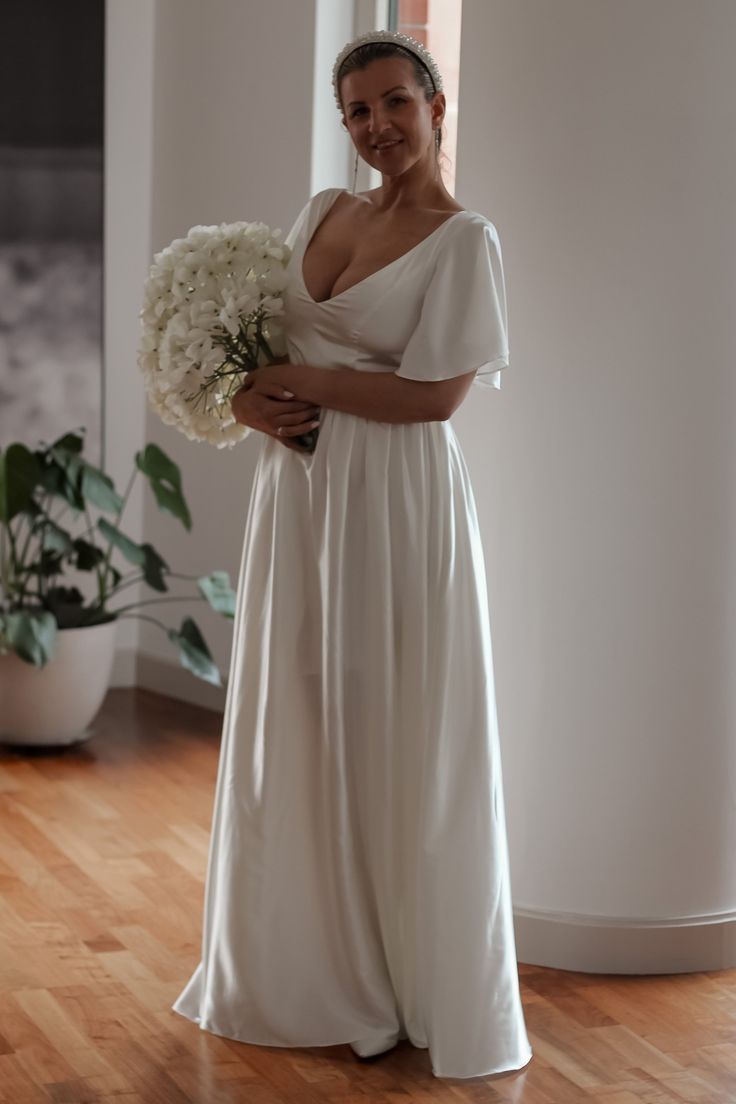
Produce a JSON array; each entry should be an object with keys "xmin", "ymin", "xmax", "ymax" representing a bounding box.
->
[{"xmin": 350, "ymin": 97, "xmax": 406, "ymax": 118}]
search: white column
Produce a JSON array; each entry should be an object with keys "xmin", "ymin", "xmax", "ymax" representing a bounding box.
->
[
  {"xmin": 137, "ymin": 0, "xmax": 321, "ymax": 708},
  {"xmin": 104, "ymin": 0, "xmax": 155, "ymax": 684}
]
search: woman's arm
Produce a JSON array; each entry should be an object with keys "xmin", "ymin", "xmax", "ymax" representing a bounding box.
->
[{"xmin": 244, "ymin": 361, "xmax": 476, "ymax": 423}]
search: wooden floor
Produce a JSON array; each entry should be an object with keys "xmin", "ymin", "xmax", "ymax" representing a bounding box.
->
[{"xmin": 0, "ymin": 686, "xmax": 734, "ymax": 1104}]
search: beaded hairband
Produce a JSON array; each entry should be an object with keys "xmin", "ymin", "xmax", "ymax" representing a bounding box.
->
[{"xmin": 331, "ymin": 29, "xmax": 444, "ymax": 114}]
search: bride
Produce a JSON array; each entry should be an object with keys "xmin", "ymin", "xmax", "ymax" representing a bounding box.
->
[{"xmin": 171, "ymin": 28, "xmax": 533, "ymax": 1083}]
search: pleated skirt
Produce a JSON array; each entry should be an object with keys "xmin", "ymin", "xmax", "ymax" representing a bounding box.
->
[{"xmin": 171, "ymin": 407, "xmax": 533, "ymax": 1079}]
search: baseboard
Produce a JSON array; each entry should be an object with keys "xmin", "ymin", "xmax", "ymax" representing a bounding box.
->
[
  {"xmin": 134, "ymin": 650, "xmax": 226, "ymax": 712},
  {"xmin": 514, "ymin": 904, "xmax": 736, "ymax": 973}
]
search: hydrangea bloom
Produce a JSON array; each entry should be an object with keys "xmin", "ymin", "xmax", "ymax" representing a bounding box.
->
[{"xmin": 138, "ymin": 220, "xmax": 291, "ymax": 447}]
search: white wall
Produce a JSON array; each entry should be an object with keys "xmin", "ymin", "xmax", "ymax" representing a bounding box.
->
[{"xmin": 454, "ymin": 0, "xmax": 736, "ymax": 968}]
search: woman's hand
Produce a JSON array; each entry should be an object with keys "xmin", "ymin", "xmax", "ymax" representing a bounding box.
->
[{"xmin": 231, "ymin": 369, "xmax": 320, "ymax": 453}]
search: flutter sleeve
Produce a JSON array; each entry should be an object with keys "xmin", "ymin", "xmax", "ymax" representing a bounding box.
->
[
  {"xmin": 283, "ymin": 195, "xmax": 313, "ymax": 252},
  {"xmin": 395, "ymin": 215, "xmax": 510, "ymax": 390}
]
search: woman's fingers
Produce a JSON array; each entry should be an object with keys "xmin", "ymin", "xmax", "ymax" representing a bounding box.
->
[
  {"xmin": 275, "ymin": 415, "xmax": 320, "ymax": 438},
  {"xmin": 261, "ymin": 395, "xmax": 317, "ymax": 415},
  {"xmin": 247, "ymin": 377, "xmax": 297, "ymax": 400},
  {"xmin": 274, "ymin": 406, "xmax": 320, "ymax": 427}
]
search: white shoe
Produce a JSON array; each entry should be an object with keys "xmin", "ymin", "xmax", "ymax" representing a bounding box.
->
[{"xmin": 349, "ymin": 1031, "xmax": 401, "ymax": 1060}]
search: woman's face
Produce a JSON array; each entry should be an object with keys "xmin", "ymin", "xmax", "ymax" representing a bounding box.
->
[{"xmin": 339, "ymin": 56, "xmax": 443, "ymax": 178}]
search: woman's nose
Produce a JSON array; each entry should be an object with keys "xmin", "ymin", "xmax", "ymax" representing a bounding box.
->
[{"xmin": 367, "ymin": 108, "xmax": 391, "ymax": 134}]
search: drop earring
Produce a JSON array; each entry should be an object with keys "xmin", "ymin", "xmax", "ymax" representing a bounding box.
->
[{"xmin": 351, "ymin": 147, "xmax": 359, "ymax": 195}]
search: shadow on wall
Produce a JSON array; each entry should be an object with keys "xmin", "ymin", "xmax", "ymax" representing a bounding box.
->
[
  {"xmin": 0, "ymin": 0, "xmax": 104, "ymax": 463},
  {"xmin": 0, "ymin": 146, "xmax": 102, "ymax": 459}
]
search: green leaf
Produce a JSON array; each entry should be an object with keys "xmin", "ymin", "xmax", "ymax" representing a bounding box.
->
[
  {"xmin": 135, "ymin": 443, "xmax": 192, "ymax": 530},
  {"xmin": 0, "ymin": 443, "xmax": 41, "ymax": 522},
  {"xmin": 47, "ymin": 447, "xmax": 85, "ymax": 510},
  {"xmin": 97, "ymin": 518, "xmax": 169, "ymax": 591},
  {"xmin": 72, "ymin": 538, "xmax": 106, "ymax": 570},
  {"xmin": 3, "ymin": 609, "xmax": 57, "ymax": 666},
  {"xmin": 98, "ymin": 517, "xmax": 143, "ymax": 565},
  {"xmin": 168, "ymin": 616, "xmax": 222, "ymax": 685},
  {"xmin": 47, "ymin": 430, "xmax": 85, "ymax": 454},
  {"xmin": 197, "ymin": 570, "xmax": 236, "ymax": 618},
  {"xmin": 24, "ymin": 549, "xmax": 64, "ymax": 577},
  {"xmin": 139, "ymin": 543, "xmax": 168, "ymax": 591},
  {"xmin": 42, "ymin": 519, "xmax": 74, "ymax": 555},
  {"xmin": 36, "ymin": 454, "xmax": 77, "ymax": 505},
  {"xmin": 50, "ymin": 446, "xmax": 83, "ymax": 485},
  {"xmin": 81, "ymin": 463, "xmax": 124, "ymax": 513}
]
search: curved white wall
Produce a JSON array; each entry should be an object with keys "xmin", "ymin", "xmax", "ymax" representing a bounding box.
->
[{"xmin": 454, "ymin": 0, "xmax": 736, "ymax": 970}]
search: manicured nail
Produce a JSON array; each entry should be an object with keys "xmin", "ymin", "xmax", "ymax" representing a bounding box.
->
[
  {"xmin": 283, "ymin": 389, "xmax": 294, "ymax": 397},
  {"xmin": 310, "ymin": 421, "xmax": 320, "ymax": 429}
]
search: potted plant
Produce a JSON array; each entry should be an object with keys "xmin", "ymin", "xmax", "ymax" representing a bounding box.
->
[{"xmin": 0, "ymin": 428, "xmax": 236, "ymax": 747}]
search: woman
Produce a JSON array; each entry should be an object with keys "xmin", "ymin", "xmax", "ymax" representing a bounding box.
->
[{"xmin": 171, "ymin": 29, "xmax": 533, "ymax": 1082}]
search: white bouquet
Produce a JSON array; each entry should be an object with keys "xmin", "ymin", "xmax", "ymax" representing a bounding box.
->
[{"xmin": 137, "ymin": 220, "xmax": 291, "ymax": 448}]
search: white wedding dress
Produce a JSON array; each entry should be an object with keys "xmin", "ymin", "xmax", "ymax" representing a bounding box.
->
[{"xmin": 171, "ymin": 188, "xmax": 533, "ymax": 1080}]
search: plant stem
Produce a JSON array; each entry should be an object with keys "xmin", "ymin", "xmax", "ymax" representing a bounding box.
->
[
  {"xmin": 106, "ymin": 567, "xmax": 206, "ymax": 602},
  {"xmin": 108, "ymin": 594, "xmax": 204, "ymax": 617},
  {"xmin": 102, "ymin": 572, "xmax": 145, "ymax": 597},
  {"xmin": 115, "ymin": 611, "xmax": 171, "ymax": 634},
  {"xmin": 99, "ymin": 467, "xmax": 137, "ymax": 596},
  {"xmin": 83, "ymin": 501, "xmax": 106, "ymax": 607},
  {"xmin": 3, "ymin": 520, "xmax": 25, "ymax": 605}
]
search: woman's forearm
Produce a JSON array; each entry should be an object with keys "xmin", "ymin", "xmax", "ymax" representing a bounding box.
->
[{"xmin": 273, "ymin": 366, "xmax": 474, "ymax": 426}]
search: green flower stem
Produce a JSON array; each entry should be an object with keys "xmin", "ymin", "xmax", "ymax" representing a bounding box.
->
[{"xmin": 256, "ymin": 332, "xmax": 277, "ymax": 361}]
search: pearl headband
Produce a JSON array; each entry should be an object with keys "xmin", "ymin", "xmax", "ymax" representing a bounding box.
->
[{"xmin": 332, "ymin": 29, "xmax": 444, "ymax": 114}]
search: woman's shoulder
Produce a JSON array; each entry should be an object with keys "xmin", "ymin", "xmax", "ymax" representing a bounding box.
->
[
  {"xmin": 439, "ymin": 208, "xmax": 502, "ymax": 254},
  {"xmin": 437, "ymin": 199, "xmax": 498, "ymax": 230}
]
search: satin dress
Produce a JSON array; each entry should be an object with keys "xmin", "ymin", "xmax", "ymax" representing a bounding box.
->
[{"xmin": 171, "ymin": 187, "xmax": 533, "ymax": 1080}]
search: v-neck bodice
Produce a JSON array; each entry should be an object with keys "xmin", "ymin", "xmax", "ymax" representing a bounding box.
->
[
  {"xmin": 279, "ymin": 187, "xmax": 509, "ymax": 391},
  {"xmin": 300, "ymin": 189, "xmax": 465, "ymax": 306}
]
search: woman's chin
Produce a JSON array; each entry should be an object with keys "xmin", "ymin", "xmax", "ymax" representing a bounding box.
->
[{"xmin": 372, "ymin": 153, "xmax": 413, "ymax": 175}]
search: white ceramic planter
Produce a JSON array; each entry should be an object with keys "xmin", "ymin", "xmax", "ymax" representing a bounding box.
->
[{"xmin": 0, "ymin": 620, "xmax": 118, "ymax": 747}]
